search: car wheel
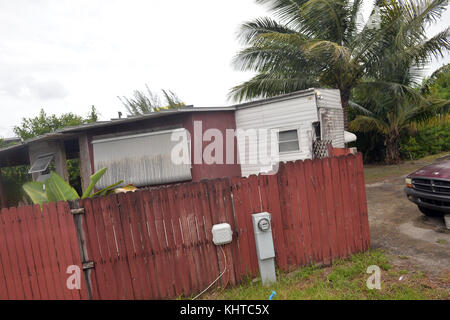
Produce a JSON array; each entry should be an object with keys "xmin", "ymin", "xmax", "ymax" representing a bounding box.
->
[{"xmin": 418, "ymin": 206, "xmax": 445, "ymax": 217}]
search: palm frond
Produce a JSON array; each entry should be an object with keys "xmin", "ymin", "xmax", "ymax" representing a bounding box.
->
[
  {"xmin": 255, "ymin": 0, "xmax": 306, "ymax": 24},
  {"xmin": 349, "ymin": 100, "xmax": 373, "ymax": 115},
  {"xmin": 238, "ymin": 17, "xmax": 299, "ymax": 44},
  {"xmin": 228, "ymin": 71, "xmax": 320, "ymax": 102},
  {"xmin": 349, "ymin": 115, "xmax": 388, "ymax": 133}
]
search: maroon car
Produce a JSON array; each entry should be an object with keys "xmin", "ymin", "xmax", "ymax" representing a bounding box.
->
[{"xmin": 404, "ymin": 160, "xmax": 450, "ymax": 216}]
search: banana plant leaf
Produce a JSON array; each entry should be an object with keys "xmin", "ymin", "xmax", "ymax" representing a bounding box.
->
[
  {"xmin": 22, "ymin": 181, "xmax": 48, "ymax": 205},
  {"xmin": 45, "ymin": 171, "xmax": 80, "ymax": 203},
  {"xmin": 81, "ymin": 167, "xmax": 107, "ymax": 199},
  {"xmin": 91, "ymin": 180, "xmax": 124, "ymax": 197}
]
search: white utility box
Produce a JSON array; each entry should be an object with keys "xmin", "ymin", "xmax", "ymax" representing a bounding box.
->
[{"xmin": 212, "ymin": 223, "xmax": 233, "ymax": 245}]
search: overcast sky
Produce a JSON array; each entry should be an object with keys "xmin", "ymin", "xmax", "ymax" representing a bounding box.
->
[{"xmin": 0, "ymin": 0, "xmax": 448, "ymax": 138}]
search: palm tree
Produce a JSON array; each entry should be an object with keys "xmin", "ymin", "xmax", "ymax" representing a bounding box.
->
[
  {"xmin": 230, "ymin": 0, "xmax": 449, "ymax": 128},
  {"xmin": 349, "ymin": 88, "xmax": 446, "ymax": 164},
  {"xmin": 118, "ymin": 84, "xmax": 185, "ymax": 116},
  {"xmin": 349, "ymin": 38, "xmax": 449, "ymax": 164}
]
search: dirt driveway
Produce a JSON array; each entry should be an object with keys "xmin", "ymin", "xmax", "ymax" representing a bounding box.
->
[{"xmin": 366, "ymin": 174, "xmax": 450, "ymax": 277}]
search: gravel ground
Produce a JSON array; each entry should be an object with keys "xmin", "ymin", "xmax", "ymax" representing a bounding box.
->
[{"xmin": 366, "ymin": 173, "xmax": 450, "ymax": 281}]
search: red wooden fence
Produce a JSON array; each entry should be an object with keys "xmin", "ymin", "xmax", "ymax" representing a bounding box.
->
[
  {"xmin": 0, "ymin": 202, "xmax": 88, "ymax": 299},
  {"xmin": 0, "ymin": 154, "xmax": 369, "ymax": 300}
]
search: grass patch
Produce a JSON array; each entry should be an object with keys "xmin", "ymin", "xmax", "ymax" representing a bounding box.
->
[
  {"xmin": 201, "ymin": 249, "xmax": 448, "ymax": 300},
  {"xmin": 364, "ymin": 151, "xmax": 450, "ymax": 184}
]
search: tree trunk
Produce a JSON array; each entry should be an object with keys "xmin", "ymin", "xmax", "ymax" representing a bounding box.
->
[
  {"xmin": 340, "ymin": 89, "xmax": 350, "ymax": 130},
  {"xmin": 385, "ymin": 133, "xmax": 401, "ymax": 165}
]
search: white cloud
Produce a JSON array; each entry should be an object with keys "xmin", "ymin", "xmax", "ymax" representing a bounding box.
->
[
  {"xmin": 0, "ymin": 76, "xmax": 68, "ymax": 100},
  {"xmin": 0, "ymin": 0, "xmax": 447, "ymax": 138}
]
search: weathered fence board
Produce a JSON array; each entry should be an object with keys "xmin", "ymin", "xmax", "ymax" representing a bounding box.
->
[{"xmin": 0, "ymin": 203, "xmax": 87, "ymax": 300}]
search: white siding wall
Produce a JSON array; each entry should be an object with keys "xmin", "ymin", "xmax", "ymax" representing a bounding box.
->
[
  {"xmin": 316, "ymin": 89, "xmax": 345, "ymax": 148},
  {"xmin": 316, "ymin": 89, "xmax": 342, "ymax": 110},
  {"xmin": 235, "ymin": 94, "xmax": 319, "ymax": 177}
]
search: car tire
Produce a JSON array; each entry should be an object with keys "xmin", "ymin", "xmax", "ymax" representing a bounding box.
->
[{"xmin": 418, "ymin": 206, "xmax": 445, "ymax": 217}]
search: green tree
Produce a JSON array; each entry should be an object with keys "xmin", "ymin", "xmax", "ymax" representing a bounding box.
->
[
  {"xmin": 13, "ymin": 106, "xmax": 99, "ymax": 140},
  {"xmin": 230, "ymin": 0, "xmax": 449, "ymax": 128},
  {"xmin": 349, "ymin": 6, "xmax": 449, "ymax": 165},
  {"xmin": 118, "ymin": 84, "xmax": 185, "ymax": 116},
  {"xmin": 3, "ymin": 106, "xmax": 100, "ymax": 205},
  {"xmin": 421, "ymin": 63, "xmax": 450, "ymax": 100}
]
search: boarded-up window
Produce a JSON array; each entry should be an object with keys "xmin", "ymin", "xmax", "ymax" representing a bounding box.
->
[{"xmin": 92, "ymin": 128, "xmax": 191, "ymax": 189}]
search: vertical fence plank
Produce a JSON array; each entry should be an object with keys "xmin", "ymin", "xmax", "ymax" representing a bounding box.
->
[
  {"xmin": 303, "ymin": 160, "xmax": 323, "ymax": 263},
  {"xmin": 247, "ymin": 175, "xmax": 263, "ymax": 275},
  {"xmin": 220, "ymin": 179, "xmax": 240, "ymax": 286},
  {"xmin": 286, "ymin": 162, "xmax": 307, "ymax": 266},
  {"xmin": 61, "ymin": 202, "xmax": 89, "ymax": 300},
  {"xmin": 185, "ymin": 182, "xmax": 213, "ymax": 293},
  {"xmin": 338, "ymin": 156, "xmax": 356, "ymax": 255},
  {"xmin": 135, "ymin": 190, "xmax": 164, "ymax": 299},
  {"xmin": 107, "ymin": 196, "xmax": 139, "ymax": 300},
  {"xmin": 276, "ymin": 163, "xmax": 298, "ymax": 267},
  {"xmin": 188, "ymin": 183, "xmax": 214, "ymax": 289},
  {"xmin": 322, "ymin": 158, "xmax": 339, "ymax": 261},
  {"xmin": 55, "ymin": 202, "xmax": 83, "ymax": 300},
  {"xmin": 230, "ymin": 177, "xmax": 254, "ymax": 277},
  {"xmin": 167, "ymin": 186, "xmax": 192, "ymax": 296},
  {"xmin": 27, "ymin": 205, "xmax": 51, "ymax": 299},
  {"xmin": 0, "ymin": 208, "xmax": 17, "ymax": 299},
  {"xmin": 346, "ymin": 155, "xmax": 363, "ymax": 253},
  {"xmin": 16, "ymin": 206, "xmax": 41, "ymax": 299},
  {"xmin": 0, "ymin": 218, "xmax": 10, "ymax": 299},
  {"xmin": 312, "ymin": 159, "xmax": 331, "ymax": 265},
  {"xmin": 47, "ymin": 202, "xmax": 76, "ymax": 300},
  {"xmin": 199, "ymin": 181, "xmax": 222, "ymax": 285},
  {"xmin": 91, "ymin": 197, "xmax": 121, "ymax": 299},
  {"xmin": 79, "ymin": 198, "xmax": 107, "ymax": 300},
  {"xmin": 218, "ymin": 179, "xmax": 237, "ymax": 286},
  {"xmin": 141, "ymin": 189, "xmax": 166, "ymax": 299},
  {"xmin": 330, "ymin": 157, "xmax": 349, "ymax": 258},
  {"xmin": 118, "ymin": 192, "xmax": 154, "ymax": 299},
  {"xmin": 293, "ymin": 160, "xmax": 314, "ymax": 265},
  {"xmin": 206, "ymin": 180, "xmax": 234, "ymax": 287},
  {"xmin": 258, "ymin": 173, "xmax": 288, "ymax": 270},
  {"xmin": 163, "ymin": 186, "xmax": 186, "ymax": 297},
  {"xmin": 178, "ymin": 183, "xmax": 202, "ymax": 294},
  {"xmin": 356, "ymin": 153, "xmax": 371, "ymax": 250},
  {"xmin": 38, "ymin": 204, "xmax": 65, "ymax": 299},
  {"xmin": 8, "ymin": 207, "xmax": 33, "ymax": 299},
  {"xmin": 0, "ymin": 210, "xmax": 10, "ymax": 299},
  {"xmin": 95, "ymin": 197, "xmax": 124, "ymax": 299},
  {"xmin": 109, "ymin": 194, "xmax": 142, "ymax": 299},
  {"xmin": 144, "ymin": 188, "xmax": 173, "ymax": 298}
]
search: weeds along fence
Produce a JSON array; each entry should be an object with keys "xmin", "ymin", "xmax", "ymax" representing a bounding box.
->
[{"xmin": 0, "ymin": 154, "xmax": 369, "ymax": 300}]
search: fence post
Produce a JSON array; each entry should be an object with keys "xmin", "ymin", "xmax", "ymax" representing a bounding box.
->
[
  {"xmin": 0, "ymin": 170, "xmax": 7, "ymax": 208},
  {"xmin": 69, "ymin": 200, "xmax": 93, "ymax": 300}
]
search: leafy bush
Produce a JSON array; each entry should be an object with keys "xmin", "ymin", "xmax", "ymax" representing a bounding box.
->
[
  {"xmin": 400, "ymin": 121, "xmax": 450, "ymax": 160},
  {"xmin": 0, "ymin": 166, "xmax": 31, "ymax": 207}
]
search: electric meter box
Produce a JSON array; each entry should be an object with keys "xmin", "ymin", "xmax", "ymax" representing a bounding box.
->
[
  {"xmin": 212, "ymin": 223, "xmax": 233, "ymax": 245},
  {"xmin": 252, "ymin": 212, "xmax": 275, "ymax": 260}
]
